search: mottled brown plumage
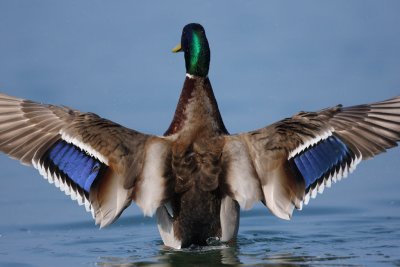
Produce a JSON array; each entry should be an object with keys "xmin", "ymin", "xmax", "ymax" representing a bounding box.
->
[{"xmin": 164, "ymin": 75, "xmax": 228, "ymax": 245}]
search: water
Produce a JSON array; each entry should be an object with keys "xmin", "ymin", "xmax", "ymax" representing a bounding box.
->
[
  {"xmin": 1, "ymin": 207, "xmax": 399, "ymax": 266},
  {"xmin": 0, "ymin": 177, "xmax": 399, "ymax": 266},
  {"xmin": 1, "ymin": 1, "xmax": 400, "ymax": 266}
]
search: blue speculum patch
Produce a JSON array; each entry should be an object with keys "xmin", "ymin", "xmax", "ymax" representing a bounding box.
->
[
  {"xmin": 292, "ymin": 136, "xmax": 350, "ymax": 189},
  {"xmin": 45, "ymin": 140, "xmax": 105, "ymax": 193}
]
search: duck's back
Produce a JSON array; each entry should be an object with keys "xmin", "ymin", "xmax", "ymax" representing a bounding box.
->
[
  {"xmin": 170, "ymin": 136, "xmax": 225, "ymax": 247},
  {"xmin": 158, "ymin": 75, "xmax": 237, "ymax": 247}
]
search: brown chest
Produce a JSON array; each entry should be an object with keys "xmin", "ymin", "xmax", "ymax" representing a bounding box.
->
[{"xmin": 164, "ymin": 76, "xmax": 228, "ymax": 137}]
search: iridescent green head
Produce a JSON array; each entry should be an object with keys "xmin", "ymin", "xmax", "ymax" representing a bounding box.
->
[{"xmin": 172, "ymin": 23, "xmax": 210, "ymax": 77}]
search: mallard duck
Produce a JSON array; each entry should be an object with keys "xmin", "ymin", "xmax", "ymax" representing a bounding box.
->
[{"xmin": 0, "ymin": 23, "xmax": 399, "ymax": 249}]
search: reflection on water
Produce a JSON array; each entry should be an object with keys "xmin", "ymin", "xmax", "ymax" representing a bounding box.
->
[
  {"xmin": 98, "ymin": 246, "xmax": 241, "ymax": 267},
  {"xmin": 95, "ymin": 242, "xmax": 359, "ymax": 267}
]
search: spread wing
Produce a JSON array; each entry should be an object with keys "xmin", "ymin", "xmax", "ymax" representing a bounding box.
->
[
  {"xmin": 223, "ymin": 96, "xmax": 400, "ymax": 219},
  {"xmin": 0, "ymin": 93, "xmax": 171, "ymax": 227}
]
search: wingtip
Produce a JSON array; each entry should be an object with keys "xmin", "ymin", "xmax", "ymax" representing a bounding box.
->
[
  {"xmin": 269, "ymin": 203, "xmax": 293, "ymax": 221},
  {"xmin": 99, "ymin": 218, "xmax": 113, "ymax": 229},
  {"xmin": 279, "ymin": 213, "xmax": 292, "ymax": 221}
]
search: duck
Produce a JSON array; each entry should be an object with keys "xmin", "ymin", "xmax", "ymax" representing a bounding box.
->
[{"xmin": 0, "ymin": 23, "xmax": 400, "ymax": 249}]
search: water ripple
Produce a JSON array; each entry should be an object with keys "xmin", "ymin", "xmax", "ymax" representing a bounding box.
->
[{"xmin": 1, "ymin": 206, "xmax": 399, "ymax": 266}]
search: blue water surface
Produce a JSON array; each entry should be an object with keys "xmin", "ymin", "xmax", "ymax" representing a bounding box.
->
[
  {"xmin": 1, "ymin": 1, "xmax": 400, "ymax": 266},
  {"xmin": 0, "ymin": 190, "xmax": 399, "ymax": 266}
]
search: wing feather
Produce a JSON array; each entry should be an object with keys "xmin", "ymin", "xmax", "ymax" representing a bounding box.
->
[
  {"xmin": 0, "ymin": 93, "xmax": 171, "ymax": 227},
  {"xmin": 223, "ymin": 96, "xmax": 400, "ymax": 219}
]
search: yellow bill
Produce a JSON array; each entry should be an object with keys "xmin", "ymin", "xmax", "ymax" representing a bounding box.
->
[{"xmin": 172, "ymin": 43, "xmax": 182, "ymax": 53}]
